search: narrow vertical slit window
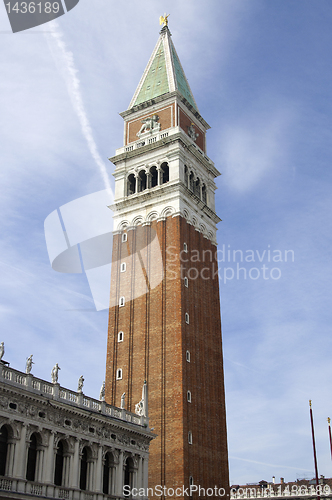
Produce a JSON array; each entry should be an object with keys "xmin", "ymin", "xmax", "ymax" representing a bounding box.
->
[
  {"xmin": 119, "ymin": 297, "xmax": 125, "ymax": 307},
  {"xmin": 187, "ymin": 391, "xmax": 191, "ymax": 403},
  {"xmin": 183, "ymin": 242, "xmax": 188, "ymax": 253},
  {"xmin": 186, "ymin": 350, "xmax": 190, "ymax": 362},
  {"xmin": 116, "ymin": 369, "xmax": 123, "ymax": 380},
  {"xmin": 118, "ymin": 331, "xmax": 124, "ymax": 343},
  {"xmin": 184, "ymin": 277, "xmax": 189, "ymax": 288},
  {"xmin": 122, "ymin": 233, "xmax": 127, "ymax": 243},
  {"xmin": 185, "ymin": 313, "xmax": 189, "ymax": 324},
  {"xmin": 121, "ymin": 263, "xmax": 126, "ymax": 273},
  {"xmin": 188, "ymin": 431, "xmax": 193, "ymax": 444}
]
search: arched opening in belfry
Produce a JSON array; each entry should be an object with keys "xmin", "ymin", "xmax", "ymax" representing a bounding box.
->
[
  {"xmin": 26, "ymin": 433, "xmax": 38, "ymax": 481},
  {"xmin": 0, "ymin": 425, "xmax": 8, "ymax": 476},
  {"xmin": 127, "ymin": 174, "xmax": 136, "ymax": 195},
  {"xmin": 194, "ymin": 177, "xmax": 201, "ymax": 198},
  {"xmin": 138, "ymin": 170, "xmax": 147, "ymax": 192},
  {"xmin": 202, "ymin": 183, "xmax": 207, "ymax": 204},
  {"xmin": 189, "ymin": 171, "xmax": 194, "ymax": 192},
  {"xmin": 150, "ymin": 166, "xmax": 158, "ymax": 188},
  {"xmin": 103, "ymin": 451, "xmax": 115, "ymax": 495},
  {"xmin": 161, "ymin": 162, "xmax": 169, "ymax": 184},
  {"xmin": 124, "ymin": 456, "xmax": 135, "ymax": 496},
  {"xmin": 184, "ymin": 165, "xmax": 189, "ymax": 188},
  {"xmin": 54, "ymin": 440, "xmax": 65, "ymax": 486}
]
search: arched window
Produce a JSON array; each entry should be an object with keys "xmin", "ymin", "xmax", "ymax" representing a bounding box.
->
[
  {"xmin": 103, "ymin": 451, "xmax": 115, "ymax": 495},
  {"xmin": 0, "ymin": 426, "xmax": 8, "ymax": 476},
  {"xmin": 202, "ymin": 184, "xmax": 207, "ymax": 204},
  {"xmin": 124, "ymin": 456, "xmax": 135, "ymax": 496},
  {"xmin": 127, "ymin": 174, "xmax": 136, "ymax": 196},
  {"xmin": 161, "ymin": 162, "xmax": 169, "ymax": 184},
  {"xmin": 150, "ymin": 166, "xmax": 158, "ymax": 188},
  {"xmin": 189, "ymin": 172, "xmax": 194, "ymax": 192},
  {"xmin": 138, "ymin": 170, "xmax": 147, "ymax": 192},
  {"xmin": 54, "ymin": 440, "xmax": 64, "ymax": 486},
  {"xmin": 26, "ymin": 433, "xmax": 38, "ymax": 481},
  {"xmin": 80, "ymin": 447, "xmax": 88, "ymax": 490},
  {"xmin": 194, "ymin": 177, "xmax": 200, "ymax": 198},
  {"xmin": 184, "ymin": 165, "xmax": 189, "ymax": 188}
]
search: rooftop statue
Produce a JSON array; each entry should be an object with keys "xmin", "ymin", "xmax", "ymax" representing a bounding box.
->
[
  {"xmin": 51, "ymin": 363, "xmax": 60, "ymax": 383},
  {"xmin": 77, "ymin": 375, "xmax": 84, "ymax": 393},
  {"xmin": 159, "ymin": 13, "xmax": 170, "ymax": 27},
  {"xmin": 99, "ymin": 381, "xmax": 105, "ymax": 401},
  {"xmin": 26, "ymin": 355, "xmax": 34, "ymax": 374}
]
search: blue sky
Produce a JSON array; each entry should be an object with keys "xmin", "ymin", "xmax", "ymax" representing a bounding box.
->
[{"xmin": 1, "ymin": 0, "xmax": 332, "ymax": 486}]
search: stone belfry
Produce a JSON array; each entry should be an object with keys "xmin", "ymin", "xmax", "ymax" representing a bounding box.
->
[{"xmin": 105, "ymin": 17, "xmax": 229, "ymax": 497}]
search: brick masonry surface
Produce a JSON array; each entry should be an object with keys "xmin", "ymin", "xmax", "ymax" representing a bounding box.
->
[{"xmin": 105, "ymin": 215, "xmax": 229, "ymax": 499}]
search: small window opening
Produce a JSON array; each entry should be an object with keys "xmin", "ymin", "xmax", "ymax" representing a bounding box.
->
[
  {"xmin": 188, "ymin": 431, "xmax": 193, "ymax": 444},
  {"xmin": 185, "ymin": 313, "xmax": 189, "ymax": 324},
  {"xmin": 127, "ymin": 174, "xmax": 136, "ymax": 196},
  {"xmin": 116, "ymin": 369, "xmax": 123, "ymax": 380},
  {"xmin": 184, "ymin": 165, "xmax": 189, "ymax": 188},
  {"xmin": 119, "ymin": 297, "xmax": 125, "ymax": 307},
  {"xmin": 187, "ymin": 391, "xmax": 192, "ymax": 403},
  {"xmin": 186, "ymin": 350, "xmax": 190, "ymax": 362},
  {"xmin": 161, "ymin": 162, "xmax": 169, "ymax": 184},
  {"xmin": 183, "ymin": 242, "xmax": 188, "ymax": 253},
  {"xmin": 121, "ymin": 263, "xmax": 126, "ymax": 272},
  {"xmin": 118, "ymin": 331, "xmax": 124, "ymax": 342},
  {"xmin": 184, "ymin": 277, "xmax": 189, "ymax": 288},
  {"xmin": 122, "ymin": 233, "xmax": 127, "ymax": 243},
  {"xmin": 150, "ymin": 166, "xmax": 158, "ymax": 188},
  {"xmin": 202, "ymin": 184, "xmax": 207, "ymax": 204},
  {"xmin": 9, "ymin": 403, "xmax": 17, "ymax": 410},
  {"xmin": 138, "ymin": 170, "xmax": 147, "ymax": 192},
  {"xmin": 189, "ymin": 172, "xmax": 194, "ymax": 192},
  {"xmin": 194, "ymin": 177, "xmax": 200, "ymax": 198}
]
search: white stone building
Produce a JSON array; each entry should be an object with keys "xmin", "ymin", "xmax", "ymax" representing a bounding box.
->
[{"xmin": 0, "ymin": 360, "xmax": 155, "ymax": 499}]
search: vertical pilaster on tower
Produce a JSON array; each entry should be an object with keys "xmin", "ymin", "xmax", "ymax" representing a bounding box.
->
[{"xmin": 105, "ymin": 19, "xmax": 229, "ymax": 498}]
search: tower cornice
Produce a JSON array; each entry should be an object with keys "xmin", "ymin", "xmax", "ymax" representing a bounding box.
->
[{"xmin": 109, "ymin": 129, "xmax": 220, "ymax": 179}]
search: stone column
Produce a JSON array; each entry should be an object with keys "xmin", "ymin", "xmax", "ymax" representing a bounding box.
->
[
  {"xmin": 5, "ymin": 438, "xmax": 17, "ymax": 477},
  {"xmin": 87, "ymin": 460, "xmax": 94, "ymax": 491},
  {"xmin": 69, "ymin": 438, "xmax": 80, "ymax": 489},
  {"xmin": 157, "ymin": 167, "xmax": 162, "ymax": 186},
  {"xmin": 142, "ymin": 457, "xmax": 149, "ymax": 491},
  {"xmin": 94, "ymin": 445, "xmax": 103, "ymax": 493},
  {"xmin": 146, "ymin": 172, "xmax": 152, "ymax": 189},
  {"xmin": 36, "ymin": 446, "xmax": 45, "ymax": 482},
  {"xmin": 12, "ymin": 423, "xmax": 28, "ymax": 479},
  {"xmin": 135, "ymin": 174, "xmax": 138, "ymax": 193},
  {"xmin": 137, "ymin": 456, "xmax": 143, "ymax": 491},
  {"xmin": 43, "ymin": 430, "xmax": 55, "ymax": 484},
  {"xmin": 115, "ymin": 451, "xmax": 124, "ymax": 496}
]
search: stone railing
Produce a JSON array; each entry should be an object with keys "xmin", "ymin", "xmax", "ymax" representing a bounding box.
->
[
  {"xmin": 115, "ymin": 126, "xmax": 212, "ymax": 165},
  {"xmin": 230, "ymin": 485, "xmax": 332, "ymax": 499},
  {"xmin": 0, "ymin": 477, "xmax": 123, "ymax": 500},
  {"xmin": 0, "ymin": 364, "xmax": 149, "ymax": 428}
]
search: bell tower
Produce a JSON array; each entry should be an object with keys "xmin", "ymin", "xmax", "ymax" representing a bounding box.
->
[{"xmin": 105, "ymin": 20, "xmax": 229, "ymax": 497}]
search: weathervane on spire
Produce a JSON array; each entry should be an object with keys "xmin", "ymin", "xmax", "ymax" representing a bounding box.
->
[{"xmin": 159, "ymin": 13, "xmax": 170, "ymax": 28}]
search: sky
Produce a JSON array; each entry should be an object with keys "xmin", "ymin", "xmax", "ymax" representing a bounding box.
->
[{"xmin": 1, "ymin": 0, "xmax": 332, "ymax": 487}]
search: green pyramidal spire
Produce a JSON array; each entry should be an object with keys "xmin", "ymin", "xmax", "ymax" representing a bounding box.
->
[{"xmin": 128, "ymin": 25, "xmax": 199, "ymax": 111}]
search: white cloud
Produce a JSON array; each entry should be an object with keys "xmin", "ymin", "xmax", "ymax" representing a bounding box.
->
[{"xmin": 221, "ymin": 106, "xmax": 294, "ymax": 192}]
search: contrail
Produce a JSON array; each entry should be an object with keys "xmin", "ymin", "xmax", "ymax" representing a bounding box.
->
[
  {"xmin": 45, "ymin": 21, "xmax": 113, "ymax": 194},
  {"xmin": 229, "ymin": 456, "xmax": 313, "ymax": 472}
]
